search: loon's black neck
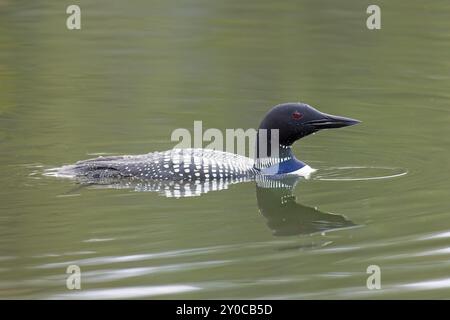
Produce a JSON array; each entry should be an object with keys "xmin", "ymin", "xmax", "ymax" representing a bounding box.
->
[
  {"xmin": 255, "ymin": 144, "xmax": 293, "ymax": 169},
  {"xmin": 254, "ymin": 144, "xmax": 306, "ymax": 175},
  {"xmin": 254, "ymin": 127, "xmax": 306, "ymax": 174}
]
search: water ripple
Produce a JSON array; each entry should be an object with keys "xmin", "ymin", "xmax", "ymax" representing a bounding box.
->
[
  {"xmin": 53, "ymin": 285, "xmax": 199, "ymax": 299},
  {"xmin": 313, "ymin": 166, "xmax": 408, "ymax": 181}
]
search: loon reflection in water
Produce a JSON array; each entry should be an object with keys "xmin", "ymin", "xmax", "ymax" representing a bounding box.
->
[
  {"xmin": 255, "ymin": 176, "xmax": 355, "ymax": 236},
  {"xmin": 63, "ymin": 175, "xmax": 355, "ymax": 236}
]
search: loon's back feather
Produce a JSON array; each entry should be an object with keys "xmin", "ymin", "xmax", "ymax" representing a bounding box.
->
[{"xmin": 54, "ymin": 148, "xmax": 257, "ymax": 182}]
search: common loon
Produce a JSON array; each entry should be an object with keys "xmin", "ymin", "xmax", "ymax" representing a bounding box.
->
[{"xmin": 50, "ymin": 102, "xmax": 360, "ymax": 192}]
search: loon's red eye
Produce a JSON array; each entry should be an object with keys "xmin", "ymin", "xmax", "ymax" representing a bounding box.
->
[{"xmin": 292, "ymin": 111, "xmax": 303, "ymax": 120}]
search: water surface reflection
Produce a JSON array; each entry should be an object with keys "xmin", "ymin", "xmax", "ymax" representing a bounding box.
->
[
  {"xmin": 54, "ymin": 173, "xmax": 356, "ymax": 237},
  {"xmin": 255, "ymin": 176, "xmax": 355, "ymax": 236}
]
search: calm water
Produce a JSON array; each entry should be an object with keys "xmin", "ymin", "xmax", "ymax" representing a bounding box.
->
[{"xmin": 1, "ymin": 1, "xmax": 450, "ymax": 299}]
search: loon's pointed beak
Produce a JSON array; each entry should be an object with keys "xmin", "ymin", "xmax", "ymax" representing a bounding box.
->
[{"xmin": 307, "ymin": 113, "xmax": 361, "ymax": 130}]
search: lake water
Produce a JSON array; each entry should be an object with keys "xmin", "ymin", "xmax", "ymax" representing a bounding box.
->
[{"xmin": 1, "ymin": 0, "xmax": 450, "ymax": 299}]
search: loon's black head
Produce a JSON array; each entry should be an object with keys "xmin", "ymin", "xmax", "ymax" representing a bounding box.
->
[{"xmin": 258, "ymin": 102, "xmax": 360, "ymax": 147}]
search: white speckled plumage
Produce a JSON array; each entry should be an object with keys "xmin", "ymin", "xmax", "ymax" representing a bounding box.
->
[{"xmin": 54, "ymin": 148, "xmax": 258, "ymax": 182}]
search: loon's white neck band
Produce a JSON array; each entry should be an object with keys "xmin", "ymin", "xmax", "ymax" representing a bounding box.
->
[{"xmin": 254, "ymin": 145, "xmax": 293, "ymax": 170}]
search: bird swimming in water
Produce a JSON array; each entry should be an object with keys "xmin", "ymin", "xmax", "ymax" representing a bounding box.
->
[{"xmin": 48, "ymin": 102, "xmax": 360, "ymax": 196}]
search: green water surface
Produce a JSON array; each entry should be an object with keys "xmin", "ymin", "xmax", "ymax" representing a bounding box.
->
[{"xmin": 0, "ymin": 0, "xmax": 450, "ymax": 299}]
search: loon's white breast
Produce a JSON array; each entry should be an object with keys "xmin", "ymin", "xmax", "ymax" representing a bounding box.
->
[{"xmin": 288, "ymin": 165, "xmax": 316, "ymax": 177}]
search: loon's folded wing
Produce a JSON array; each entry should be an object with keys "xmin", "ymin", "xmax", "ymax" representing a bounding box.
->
[
  {"xmin": 47, "ymin": 148, "xmax": 256, "ymax": 187},
  {"xmin": 46, "ymin": 149, "xmax": 256, "ymax": 197}
]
